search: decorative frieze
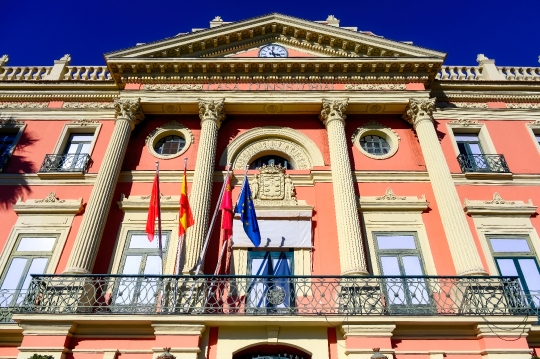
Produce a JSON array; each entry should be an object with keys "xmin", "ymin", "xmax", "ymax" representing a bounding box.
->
[
  {"xmin": 143, "ymin": 84, "xmax": 203, "ymax": 91},
  {"xmin": 376, "ymin": 188, "xmax": 406, "ymax": 201},
  {"xmin": 0, "ymin": 102, "xmax": 47, "ymax": 109},
  {"xmin": 437, "ymin": 102, "xmax": 488, "ymax": 109},
  {"xmin": 448, "ymin": 119, "xmax": 479, "ymax": 126},
  {"xmin": 234, "ymin": 139, "xmax": 311, "ymax": 170},
  {"xmin": 0, "ymin": 118, "xmax": 24, "ymax": 126},
  {"xmin": 344, "ymin": 83, "xmax": 406, "ymax": 90},
  {"xmin": 71, "ymin": 119, "xmax": 99, "ymax": 126},
  {"xmin": 62, "ymin": 102, "xmax": 115, "ymax": 109},
  {"xmin": 507, "ymin": 103, "xmax": 540, "ymax": 109}
]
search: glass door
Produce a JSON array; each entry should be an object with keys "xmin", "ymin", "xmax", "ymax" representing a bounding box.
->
[
  {"xmin": 455, "ymin": 133, "xmax": 487, "ymax": 171},
  {"xmin": 61, "ymin": 133, "xmax": 93, "ymax": 170}
]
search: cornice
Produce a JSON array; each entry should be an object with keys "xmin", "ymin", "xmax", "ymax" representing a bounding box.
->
[
  {"xmin": 464, "ymin": 192, "xmax": 537, "ymax": 216},
  {"xmin": 0, "ymin": 92, "xmax": 119, "ymax": 102},
  {"xmin": 358, "ymin": 188, "xmax": 429, "ymax": 212},
  {"xmin": 118, "ymin": 194, "xmax": 181, "ymax": 211},
  {"xmin": 13, "ymin": 192, "xmax": 84, "ymax": 214},
  {"xmin": 433, "ymin": 108, "xmax": 540, "ymax": 121}
]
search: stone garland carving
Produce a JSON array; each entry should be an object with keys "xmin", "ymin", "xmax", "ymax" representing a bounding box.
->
[
  {"xmin": 233, "ymin": 138, "xmax": 311, "ymax": 170},
  {"xmin": 529, "ymin": 120, "xmax": 540, "ymax": 125},
  {"xmin": 35, "ymin": 191, "xmax": 65, "ymax": 203},
  {"xmin": 0, "ymin": 102, "xmax": 48, "ymax": 109},
  {"xmin": 437, "ymin": 102, "xmax": 488, "ymax": 109},
  {"xmin": 375, "ymin": 188, "xmax": 406, "ymax": 201},
  {"xmin": 448, "ymin": 119, "xmax": 479, "ymax": 126},
  {"xmin": 319, "ymin": 98, "xmax": 348, "ymax": 125},
  {"xmin": 140, "ymin": 193, "xmax": 172, "ymax": 201},
  {"xmin": 507, "ymin": 103, "xmax": 540, "ymax": 109},
  {"xmin": 198, "ymin": 99, "xmax": 225, "ymax": 127},
  {"xmin": 143, "ymin": 84, "xmax": 203, "ymax": 91},
  {"xmin": 62, "ymin": 102, "xmax": 115, "ymax": 109},
  {"xmin": 0, "ymin": 118, "xmax": 24, "ymax": 126},
  {"xmin": 402, "ymin": 98, "xmax": 436, "ymax": 127},
  {"xmin": 114, "ymin": 98, "xmax": 144, "ymax": 124},
  {"xmin": 484, "ymin": 192, "xmax": 515, "ymax": 205},
  {"xmin": 71, "ymin": 119, "xmax": 99, "ymax": 126},
  {"xmin": 344, "ymin": 83, "xmax": 406, "ymax": 90},
  {"xmin": 250, "ymin": 164, "xmax": 297, "ymax": 206}
]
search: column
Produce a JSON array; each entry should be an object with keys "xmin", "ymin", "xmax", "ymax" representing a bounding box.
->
[
  {"xmin": 182, "ymin": 99, "xmax": 225, "ymax": 273},
  {"xmin": 319, "ymin": 99, "xmax": 368, "ymax": 276},
  {"xmin": 403, "ymin": 98, "xmax": 487, "ymax": 276},
  {"xmin": 340, "ymin": 324, "xmax": 395, "ymax": 359},
  {"xmin": 64, "ymin": 98, "xmax": 143, "ymax": 274}
]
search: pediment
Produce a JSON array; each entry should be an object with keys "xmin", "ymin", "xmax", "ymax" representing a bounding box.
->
[{"xmin": 106, "ymin": 13, "xmax": 446, "ymax": 60}]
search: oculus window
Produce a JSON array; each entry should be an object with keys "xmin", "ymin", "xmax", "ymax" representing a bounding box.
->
[
  {"xmin": 360, "ymin": 135, "xmax": 391, "ymax": 156},
  {"xmin": 154, "ymin": 135, "xmax": 186, "ymax": 156}
]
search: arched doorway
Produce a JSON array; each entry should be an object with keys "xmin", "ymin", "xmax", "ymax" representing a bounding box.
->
[{"xmin": 233, "ymin": 344, "xmax": 312, "ymax": 359}]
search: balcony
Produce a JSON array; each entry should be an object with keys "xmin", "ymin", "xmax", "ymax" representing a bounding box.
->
[
  {"xmin": 38, "ymin": 154, "xmax": 91, "ymax": 175},
  {"xmin": 0, "ymin": 274, "xmax": 534, "ymax": 322},
  {"xmin": 456, "ymin": 154, "xmax": 510, "ymax": 174}
]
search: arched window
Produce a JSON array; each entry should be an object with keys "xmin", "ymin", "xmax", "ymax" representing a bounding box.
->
[
  {"xmin": 154, "ymin": 135, "xmax": 186, "ymax": 156},
  {"xmin": 249, "ymin": 155, "xmax": 293, "ymax": 169}
]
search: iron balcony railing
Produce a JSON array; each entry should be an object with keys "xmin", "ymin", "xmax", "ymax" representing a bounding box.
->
[
  {"xmin": 456, "ymin": 154, "xmax": 510, "ymax": 173},
  {"xmin": 5, "ymin": 274, "xmax": 535, "ymax": 320},
  {"xmin": 39, "ymin": 153, "xmax": 91, "ymax": 173}
]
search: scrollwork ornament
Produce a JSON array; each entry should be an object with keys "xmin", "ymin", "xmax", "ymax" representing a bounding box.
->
[
  {"xmin": 402, "ymin": 98, "xmax": 436, "ymax": 128},
  {"xmin": 198, "ymin": 99, "xmax": 225, "ymax": 127},
  {"xmin": 319, "ymin": 98, "xmax": 348, "ymax": 126},
  {"xmin": 114, "ymin": 98, "xmax": 144, "ymax": 126}
]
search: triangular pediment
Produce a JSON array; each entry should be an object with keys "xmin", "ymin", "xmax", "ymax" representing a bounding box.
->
[{"xmin": 105, "ymin": 13, "xmax": 446, "ymax": 60}]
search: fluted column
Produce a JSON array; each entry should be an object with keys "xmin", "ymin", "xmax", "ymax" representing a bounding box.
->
[
  {"xmin": 182, "ymin": 99, "xmax": 225, "ymax": 273},
  {"xmin": 403, "ymin": 98, "xmax": 487, "ymax": 276},
  {"xmin": 320, "ymin": 99, "xmax": 368, "ymax": 276},
  {"xmin": 64, "ymin": 99, "xmax": 143, "ymax": 274}
]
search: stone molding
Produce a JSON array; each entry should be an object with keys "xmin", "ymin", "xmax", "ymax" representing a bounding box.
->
[
  {"xmin": 0, "ymin": 102, "xmax": 48, "ymax": 109},
  {"xmin": 151, "ymin": 323, "xmax": 205, "ymax": 336},
  {"xmin": 402, "ymin": 98, "xmax": 436, "ymax": 128},
  {"xmin": 13, "ymin": 192, "xmax": 83, "ymax": 214},
  {"xmin": 464, "ymin": 192, "xmax": 537, "ymax": 216},
  {"xmin": 198, "ymin": 98, "xmax": 225, "ymax": 128},
  {"xmin": 351, "ymin": 120, "xmax": 401, "ymax": 160},
  {"xmin": 345, "ymin": 83, "xmax": 406, "ymax": 90},
  {"xmin": 62, "ymin": 102, "xmax": 115, "ymax": 109},
  {"xmin": 437, "ymin": 102, "xmax": 488, "ymax": 109},
  {"xmin": 145, "ymin": 121, "xmax": 194, "ymax": 160},
  {"xmin": 219, "ymin": 126, "xmax": 325, "ymax": 169},
  {"xmin": 340, "ymin": 324, "xmax": 396, "ymax": 338},
  {"xmin": 448, "ymin": 119, "xmax": 479, "ymax": 126},
  {"xmin": 358, "ymin": 188, "xmax": 428, "ymax": 212},
  {"xmin": 319, "ymin": 98, "xmax": 348, "ymax": 126},
  {"xmin": 114, "ymin": 98, "xmax": 144, "ymax": 128},
  {"xmin": 144, "ymin": 84, "xmax": 203, "ymax": 91},
  {"xmin": 118, "ymin": 194, "xmax": 180, "ymax": 211}
]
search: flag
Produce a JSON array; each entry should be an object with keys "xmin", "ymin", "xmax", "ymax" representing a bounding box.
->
[
  {"xmin": 220, "ymin": 173, "xmax": 233, "ymax": 240},
  {"xmin": 235, "ymin": 175, "xmax": 261, "ymax": 247},
  {"xmin": 145, "ymin": 171, "xmax": 163, "ymax": 259},
  {"xmin": 178, "ymin": 166, "xmax": 194, "ymax": 237}
]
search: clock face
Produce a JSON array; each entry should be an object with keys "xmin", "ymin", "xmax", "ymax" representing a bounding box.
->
[{"xmin": 258, "ymin": 44, "xmax": 288, "ymax": 58}]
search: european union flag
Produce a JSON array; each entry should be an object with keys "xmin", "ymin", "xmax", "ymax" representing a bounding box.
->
[{"xmin": 235, "ymin": 176, "xmax": 261, "ymax": 247}]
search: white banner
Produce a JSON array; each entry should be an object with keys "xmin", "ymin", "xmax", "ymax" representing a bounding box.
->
[{"xmin": 232, "ymin": 218, "xmax": 312, "ymax": 248}]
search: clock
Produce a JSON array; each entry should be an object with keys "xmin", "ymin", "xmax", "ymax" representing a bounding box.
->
[{"xmin": 258, "ymin": 44, "xmax": 288, "ymax": 58}]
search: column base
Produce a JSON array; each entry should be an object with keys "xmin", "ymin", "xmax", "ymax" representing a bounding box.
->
[
  {"xmin": 458, "ymin": 268, "xmax": 489, "ymax": 276},
  {"xmin": 341, "ymin": 268, "xmax": 369, "ymax": 276},
  {"xmin": 62, "ymin": 267, "xmax": 91, "ymax": 275}
]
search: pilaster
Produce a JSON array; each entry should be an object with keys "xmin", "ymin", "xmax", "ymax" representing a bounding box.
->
[
  {"xmin": 403, "ymin": 98, "xmax": 487, "ymax": 276},
  {"xmin": 64, "ymin": 98, "xmax": 144, "ymax": 274},
  {"xmin": 341, "ymin": 324, "xmax": 395, "ymax": 359},
  {"xmin": 151, "ymin": 323, "xmax": 205, "ymax": 359},
  {"xmin": 17, "ymin": 322, "xmax": 76, "ymax": 359},
  {"xmin": 182, "ymin": 99, "xmax": 225, "ymax": 273},
  {"xmin": 320, "ymin": 99, "xmax": 368, "ymax": 275},
  {"xmin": 476, "ymin": 323, "xmax": 532, "ymax": 359}
]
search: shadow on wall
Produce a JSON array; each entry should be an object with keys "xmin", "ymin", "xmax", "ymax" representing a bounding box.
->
[{"xmin": 0, "ymin": 117, "xmax": 37, "ymax": 209}]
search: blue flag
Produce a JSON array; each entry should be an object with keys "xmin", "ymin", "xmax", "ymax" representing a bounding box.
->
[{"xmin": 235, "ymin": 175, "xmax": 261, "ymax": 247}]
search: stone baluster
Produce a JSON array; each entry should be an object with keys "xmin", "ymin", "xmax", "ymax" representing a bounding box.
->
[
  {"xmin": 182, "ymin": 99, "xmax": 225, "ymax": 273},
  {"xmin": 403, "ymin": 98, "xmax": 487, "ymax": 276},
  {"xmin": 319, "ymin": 99, "xmax": 368, "ymax": 276},
  {"xmin": 64, "ymin": 99, "xmax": 143, "ymax": 274}
]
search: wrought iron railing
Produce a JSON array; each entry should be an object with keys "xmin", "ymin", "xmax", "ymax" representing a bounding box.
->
[
  {"xmin": 456, "ymin": 154, "xmax": 510, "ymax": 173},
  {"xmin": 0, "ymin": 289, "xmax": 27, "ymax": 322},
  {"xmin": 8, "ymin": 275, "xmax": 534, "ymax": 319},
  {"xmin": 39, "ymin": 154, "xmax": 91, "ymax": 173}
]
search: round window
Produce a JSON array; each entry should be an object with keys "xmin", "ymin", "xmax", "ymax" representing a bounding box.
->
[
  {"xmin": 359, "ymin": 135, "xmax": 391, "ymax": 156},
  {"xmin": 249, "ymin": 155, "xmax": 294, "ymax": 169},
  {"xmin": 154, "ymin": 135, "xmax": 186, "ymax": 156}
]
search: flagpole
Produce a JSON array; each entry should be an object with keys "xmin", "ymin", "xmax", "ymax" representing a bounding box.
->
[
  {"xmin": 193, "ymin": 163, "xmax": 232, "ymax": 275},
  {"xmin": 175, "ymin": 157, "xmax": 188, "ymax": 276},
  {"xmin": 155, "ymin": 161, "xmax": 163, "ymax": 275}
]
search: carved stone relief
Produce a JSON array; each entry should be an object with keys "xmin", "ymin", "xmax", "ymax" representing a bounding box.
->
[
  {"xmin": 233, "ymin": 138, "xmax": 311, "ymax": 170},
  {"xmin": 251, "ymin": 164, "xmax": 297, "ymax": 206}
]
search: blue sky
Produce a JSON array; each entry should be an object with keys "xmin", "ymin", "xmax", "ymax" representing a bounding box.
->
[{"xmin": 2, "ymin": 0, "xmax": 539, "ymax": 67}]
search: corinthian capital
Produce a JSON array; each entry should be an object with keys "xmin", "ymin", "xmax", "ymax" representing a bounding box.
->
[
  {"xmin": 319, "ymin": 99, "xmax": 348, "ymax": 126},
  {"xmin": 114, "ymin": 98, "xmax": 144, "ymax": 128},
  {"xmin": 198, "ymin": 99, "xmax": 225, "ymax": 127},
  {"xmin": 402, "ymin": 98, "xmax": 436, "ymax": 128}
]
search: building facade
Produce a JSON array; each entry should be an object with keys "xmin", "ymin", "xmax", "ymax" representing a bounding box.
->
[{"xmin": 1, "ymin": 12, "xmax": 540, "ymax": 359}]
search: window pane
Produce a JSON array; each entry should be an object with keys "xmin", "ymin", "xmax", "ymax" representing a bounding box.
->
[
  {"xmin": 19, "ymin": 258, "xmax": 48, "ymax": 292},
  {"xmin": 490, "ymin": 238, "xmax": 531, "ymax": 253},
  {"xmin": 518, "ymin": 259, "xmax": 540, "ymax": 292},
  {"xmin": 496, "ymin": 259, "xmax": 519, "ymax": 276},
  {"xmin": 380, "ymin": 256, "xmax": 401, "ymax": 275},
  {"xmin": 468, "ymin": 143, "xmax": 483, "ymax": 155},
  {"xmin": 0, "ymin": 258, "xmax": 28, "ymax": 289},
  {"xmin": 402, "ymin": 256, "xmax": 424, "ymax": 276},
  {"xmin": 121, "ymin": 256, "xmax": 142, "ymax": 274},
  {"xmin": 70, "ymin": 134, "xmax": 94, "ymax": 142},
  {"xmin": 454, "ymin": 134, "xmax": 480, "ymax": 142},
  {"xmin": 79, "ymin": 143, "xmax": 91, "ymax": 154},
  {"xmin": 144, "ymin": 256, "xmax": 162, "ymax": 275},
  {"xmin": 377, "ymin": 235, "xmax": 416, "ymax": 250},
  {"xmin": 129, "ymin": 234, "xmax": 167, "ymax": 249},
  {"xmin": 536, "ymin": 134, "xmax": 540, "ymax": 144},
  {"xmin": 17, "ymin": 237, "xmax": 56, "ymax": 252}
]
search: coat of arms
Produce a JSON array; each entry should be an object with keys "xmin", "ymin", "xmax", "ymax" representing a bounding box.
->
[{"xmin": 250, "ymin": 164, "xmax": 296, "ymax": 205}]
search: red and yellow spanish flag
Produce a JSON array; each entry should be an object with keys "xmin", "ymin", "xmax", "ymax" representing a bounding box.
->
[{"xmin": 179, "ymin": 166, "xmax": 194, "ymax": 237}]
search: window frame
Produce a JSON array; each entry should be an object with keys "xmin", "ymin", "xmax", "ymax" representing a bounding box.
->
[
  {"xmin": 52, "ymin": 122, "xmax": 101, "ymax": 158},
  {"xmin": 526, "ymin": 122, "xmax": 540, "ymax": 155},
  {"xmin": 247, "ymin": 249, "xmax": 294, "ymax": 276},
  {"xmin": 0, "ymin": 121, "xmax": 26, "ymax": 173},
  {"xmin": 446, "ymin": 122, "xmax": 497, "ymax": 157},
  {"xmin": 372, "ymin": 232, "xmax": 427, "ymax": 277},
  {"xmin": 118, "ymin": 231, "xmax": 171, "ymax": 275}
]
